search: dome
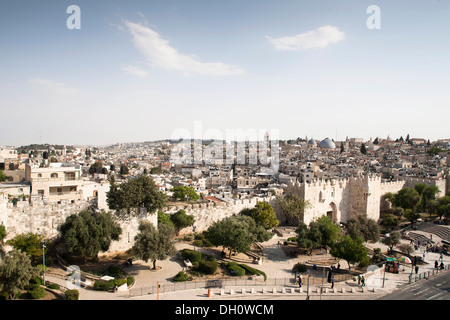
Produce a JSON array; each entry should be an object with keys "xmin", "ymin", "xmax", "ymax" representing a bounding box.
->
[
  {"xmin": 307, "ymin": 138, "xmax": 316, "ymax": 145},
  {"xmin": 319, "ymin": 138, "xmax": 336, "ymax": 149}
]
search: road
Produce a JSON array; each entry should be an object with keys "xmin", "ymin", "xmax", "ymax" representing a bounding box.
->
[{"xmin": 378, "ymin": 271, "xmax": 450, "ymax": 300}]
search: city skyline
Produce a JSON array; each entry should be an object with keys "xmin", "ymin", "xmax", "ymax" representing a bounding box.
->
[{"xmin": 1, "ymin": 1, "xmax": 449, "ymax": 146}]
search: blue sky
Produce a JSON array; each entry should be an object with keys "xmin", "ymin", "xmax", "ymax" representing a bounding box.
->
[{"xmin": 0, "ymin": 0, "xmax": 449, "ymax": 146}]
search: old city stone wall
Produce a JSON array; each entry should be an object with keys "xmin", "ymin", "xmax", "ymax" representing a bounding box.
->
[
  {"xmin": 0, "ymin": 193, "xmax": 274, "ymax": 254},
  {"xmin": 164, "ymin": 196, "xmax": 275, "ymax": 235}
]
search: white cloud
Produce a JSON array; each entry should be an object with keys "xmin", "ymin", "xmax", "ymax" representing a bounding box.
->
[
  {"xmin": 121, "ymin": 65, "xmax": 148, "ymax": 77},
  {"xmin": 266, "ymin": 25, "xmax": 345, "ymax": 51},
  {"xmin": 124, "ymin": 21, "xmax": 246, "ymax": 76},
  {"xmin": 28, "ymin": 78, "xmax": 79, "ymax": 95}
]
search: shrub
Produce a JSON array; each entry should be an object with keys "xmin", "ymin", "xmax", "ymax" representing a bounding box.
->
[
  {"xmin": 46, "ymin": 283, "xmax": 60, "ymax": 290},
  {"xmin": 93, "ymin": 280, "xmax": 115, "ymax": 291},
  {"xmin": 197, "ymin": 260, "xmax": 218, "ymax": 275},
  {"xmin": 174, "ymin": 271, "xmax": 192, "ymax": 282},
  {"xmin": 184, "ymin": 234, "xmax": 194, "ymax": 242},
  {"xmin": 182, "ymin": 249, "xmax": 202, "ymax": 263},
  {"xmin": 108, "ymin": 266, "xmax": 124, "ymax": 278},
  {"xmin": 239, "ymin": 264, "xmax": 267, "ymax": 281},
  {"xmin": 227, "ymin": 263, "xmax": 246, "ymax": 277},
  {"xmin": 292, "ymin": 263, "xmax": 308, "ymax": 273},
  {"xmin": 114, "ymin": 278, "xmax": 127, "ymax": 287},
  {"xmin": 29, "ymin": 276, "xmax": 43, "ymax": 286},
  {"xmin": 126, "ymin": 276, "xmax": 135, "ymax": 287},
  {"xmin": 65, "ymin": 289, "xmax": 79, "ymax": 300},
  {"xmin": 194, "ymin": 233, "xmax": 205, "ymax": 241},
  {"xmin": 202, "ymin": 239, "xmax": 213, "ymax": 247},
  {"xmin": 27, "ymin": 286, "xmax": 45, "ymax": 299},
  {"xmin": 193, "ymin": 240, "xmax": 203, "ymax": 247},
  {"xmin": 0, "ymin": 291, "xmax": 9, "ymax": 300}
]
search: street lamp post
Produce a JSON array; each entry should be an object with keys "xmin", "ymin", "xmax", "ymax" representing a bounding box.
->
[
  {"xmin": 193, "ymin": 226, "xmax": 197, "ymax": 251},
  {"xmin": 41, "ymin": 241, "xmax": 47, "ymax": 286},
  {"xmin": 306, "ymin": 271, "xmax": 310, "ymax": 300}
]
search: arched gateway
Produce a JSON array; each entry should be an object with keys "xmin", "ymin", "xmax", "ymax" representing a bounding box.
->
[{"xmin": 326, "ymin": 202, "xmax": 339, "ymax": 223}]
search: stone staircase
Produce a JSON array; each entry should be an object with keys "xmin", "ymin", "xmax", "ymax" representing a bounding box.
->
[{"xmin": 407, "ymin": 222, "xmax": 450, "ymax": 243}]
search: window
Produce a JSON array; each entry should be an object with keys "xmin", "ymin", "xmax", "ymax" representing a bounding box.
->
[
  {"xmin": 51, "ymin": 173, "xmax": 58, "ymax": 178},
  {"xmin": 37, "ymin": 173, "xmax": 42, "ymax": 178},
  {"xmin": 65, "ymin": 172, "xmax": 76, "ymax": 180}
]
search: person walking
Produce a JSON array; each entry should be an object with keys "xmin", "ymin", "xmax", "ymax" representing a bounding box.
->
[
  {"xmin": 298, "ymin": 275, "xmax": 302, "ymax": 288},
  {"xmin": 357, "ymin": 274, "xmax": 361, "ymax": 286},
  {"xmin": 361, "ymin": 276, "xmax": 365, "ymax": 287},
  {"xmin": 331, "ymin": 276, "xmax": 335, "ymax": 289}
]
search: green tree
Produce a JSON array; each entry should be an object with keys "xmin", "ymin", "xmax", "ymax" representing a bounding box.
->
[
  {"xmin": 88, "ymin": 161, "xmax": 103, "ymax": 174},
  {"xmin": 120, "ymin": 164, "xmax": 129, "ymax": 175},
  {"xmin": 170, "ymin": 209, "xmax": 195, "ymax": 235},
  {"xmin": 132, "ymin": 221, "xmax": 176, "ymax": 270},
  {"xmin": 427, "ymin": 147, "xmax": 444, "ymax": 156},
  {"xmin": 382, "ymin": 231, "xmax": 401, "ymax": 250},
  {"xmin": 360, "ymin": 144, "xmax": 367, "ymax": 155},
  {"xmin": 346, "ymin": 216, "xmax": 380, "ymax": 243},
  {"xmin": 426, "ymin": 199, "xmax": 440, "ymax": 217},
  {"xmin": 330, "ymin": 235, "xmax": 369, "ymax": 270},
  {"xmin": 150, "ymin": 167, "xmax": 162, "ymax": 174},
  {"xmin": 275, "ymin": 184, "xmax": 310, "ymax": 225},
  {"xmin": 0, "ymin": 170, "xmax": 7, "ymax": 182},
  {"xmin": 0, "ymin": 224, "xmax": 6, "ymax": 246},
  {"xmin": 240, "ymin": 201, "xmax": 279, "ymax": 230},
  {"xmin": 421, "ymin": 185, "xmax": 440, "ymax": 211},
  {"xmin": 403, "ymin": 209, "xmax": 421, "ymax": 224},
  {"xmin": 436, "ymin": 196, "xmax": 450, "ymax": 220},
  {"xmin": 295, "ymin": 216, "xmax": 340, "ymax": 249},
  {"xmin": 58, "ymin": 210, "xmax": 122, "ymax": 261},
  {"xmin": 393, "ymin": 187, "xmax": 421, "ymax": 212},
  {"xmin": 171, "ymin": 186, "xmax": 199, "ymax": 202},
  {"xmin": 0, "ymin": 250, "xmax": 38, "ymax": 299},
  {"xmin": 107, "ymin": 174, "xmax": 167, "ymax": 214},
  {"xmin": 6, "ymin": 233, "xmax": 47, "ymax": 264},
  {"xmin": 157, "ymin": 211, "xmax": 174, "ymax": 228},
  {"xmin": 206, "ymin": 215, "xmax": 272, "ymax": 258}
]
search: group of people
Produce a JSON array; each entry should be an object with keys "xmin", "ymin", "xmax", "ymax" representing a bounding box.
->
[{"xmin": 434, "ymin": 260, "xmax": 445, "ymax": 270}]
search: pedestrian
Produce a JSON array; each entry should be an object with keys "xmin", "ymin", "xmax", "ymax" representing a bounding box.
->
[
  {"xmin": 361, "ymin": 276, "xmax": 365, "ymax": 287},
  {"xmin": 415, "ymin": 266, "xmax": 419, "ymax": 274},
  {"xmin": 331, "ymin": 276, "xmax": 335, "ymax": 289},
  {"xmin": 357, "ymin": 274, "xmax": 361, "ymax": 285},
  {"xmin": 435, "ymin": 260, "xmax": 439, "ymax": 269},
  {"xmin": 298, "ymin": 275, "xmax": 302, "ymax": 288},
  {"xmin": 337, "ymin": 263, "xmax": 341, "ymax": 273}
]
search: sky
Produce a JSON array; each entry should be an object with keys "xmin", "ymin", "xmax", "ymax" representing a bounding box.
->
[{"xmin": 0, "ymin": 0, "xmax": 449, "ymax": 146}]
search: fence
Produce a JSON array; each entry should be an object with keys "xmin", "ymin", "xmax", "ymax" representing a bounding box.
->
[
  {"xmin": 122, "ymin": 273, "xmax": 353, "ymax": 298},
  {"xmin": 409, "ymin": 264, "xmax": 450, "ymax": 284}
]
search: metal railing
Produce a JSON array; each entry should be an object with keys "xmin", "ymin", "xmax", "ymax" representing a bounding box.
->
[
  {"xmin": 122, "ymin": 274, "xmax": 352, "ymax": 298},
  {"xmin": 408, "ymin": 264, "xmax": 450, "ymax": 284}
]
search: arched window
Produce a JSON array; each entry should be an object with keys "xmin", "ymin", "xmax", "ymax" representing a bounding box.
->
[
  {"xmin": 51, "ymin": 173, "xmax": 58, "ymax": 178},
  {"xmin": 37, "ymin": 173, "xmax": 42, "ymax": 178}
]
